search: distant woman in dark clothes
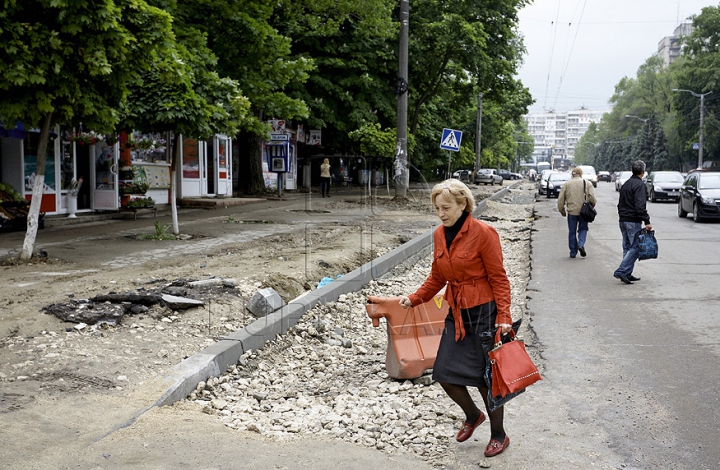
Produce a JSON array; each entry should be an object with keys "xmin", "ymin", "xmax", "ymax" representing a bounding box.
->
[{"xmin": 399, "ymin": 178, "xmax": 514, "ymax": 458}]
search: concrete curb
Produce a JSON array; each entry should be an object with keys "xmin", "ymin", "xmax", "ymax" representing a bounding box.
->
[{"xmin": 153, "ymin": 183, "xmax": 519, "ymax": 406}]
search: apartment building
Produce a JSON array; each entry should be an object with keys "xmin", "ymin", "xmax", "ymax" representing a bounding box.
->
[
  {"xmin": 524, "ymin": 107, "xmax": 604, "ymax": 167},
  {"xmin": 658, "ymin": 23, "xmax": 693, "ymax": 66}
]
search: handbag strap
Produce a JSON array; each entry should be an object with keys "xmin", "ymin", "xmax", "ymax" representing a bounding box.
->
[
  {"xmin": 494, "ymin": 327, "xmax": 516, "ymax": 348},
  {"xmin": 582, "ymin": 179, "xmax": 587, "ymax": 202}
]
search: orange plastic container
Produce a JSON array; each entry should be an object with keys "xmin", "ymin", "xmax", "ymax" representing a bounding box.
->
[{"xmin": 366, "ymin": 294, "xmax": 448, "ymax": 380}]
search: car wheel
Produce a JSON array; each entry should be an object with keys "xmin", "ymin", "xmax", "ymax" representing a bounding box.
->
[
  {"xmin": 592, "ymin": 182, "xmax": 597, "ymax": 188},
  {"xmin": 650, "ymin": 190, "xmax": 656, "ymax": 203},
  {"xmin": 693, "ymin": 202, "xmax": 704, "ymax": 223},
  {"xmin": 678, "ymin": 199, "xmax": 688, "ymax": 218}
]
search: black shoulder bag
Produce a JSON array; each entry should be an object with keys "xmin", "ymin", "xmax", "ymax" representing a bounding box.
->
[{"xmin": 580, "ymin": 180, "xmax": 597, "ymax": 222}]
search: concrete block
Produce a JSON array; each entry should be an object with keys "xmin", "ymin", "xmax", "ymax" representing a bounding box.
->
[{"xmin": 246, "ymin": 287, "xmax": 286, "ymax": 317}]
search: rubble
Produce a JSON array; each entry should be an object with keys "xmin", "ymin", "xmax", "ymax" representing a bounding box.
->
[{"xmin": 187, "ymin": 188, "xmax": 537, "ymax": 468}]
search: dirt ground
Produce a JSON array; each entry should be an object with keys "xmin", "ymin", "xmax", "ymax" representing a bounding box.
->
[{"xmin": 0, "ymin": 184, "xmax": 504, "ymax": 469}]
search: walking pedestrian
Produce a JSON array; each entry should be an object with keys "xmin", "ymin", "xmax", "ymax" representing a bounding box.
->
[
  {"xmin": 613, "ymin": 160, "xmax": 652, "ymax": 284},
  {"xmin": 320, "ymin": 158, "xmax": 331, "ymax": 197},
  {"xmin": 557, "ymin": 167, "xmax": 596, "ymax": 258},
  {"xmin": 398, "ymin": 179, "xmax": 514, "ymax": 458}
]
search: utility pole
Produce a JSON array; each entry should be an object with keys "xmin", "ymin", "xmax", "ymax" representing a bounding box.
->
[
  {"xmin": 474, "ymin": 93, "xmax": 483, "ymax": 175},
  {"xmin": 700, "ymin": 92, "xmax": 706, "ymax": 168},
  {"xmin": 394, "ymin": 0, "xmax": 409, "ymax": 198}
]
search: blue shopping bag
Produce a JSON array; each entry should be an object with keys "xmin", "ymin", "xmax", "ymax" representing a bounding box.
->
[{"xmin": 637, "ymin": 230, "xmax": 658, "ymax": 261}]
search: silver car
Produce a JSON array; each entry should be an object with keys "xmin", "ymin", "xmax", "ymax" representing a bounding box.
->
[
  {"xmin": 615, "ymin": 171, "xmax": 632, "ymax": 191},
  {"xmin": 538, "ymin": 169, "xmax": 554, "ymax": 195},
  {"xmin": 474, "ymin": 169, "xmax": 503, "ymax": 185}
]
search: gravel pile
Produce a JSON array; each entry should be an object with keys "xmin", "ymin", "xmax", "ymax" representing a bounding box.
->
[{"xmin": 189, "ymin": 186, "xmax": 538, "ymax": 468}]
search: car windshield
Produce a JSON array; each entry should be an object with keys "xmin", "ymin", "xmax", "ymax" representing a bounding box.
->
[
  {"xmin": 653, "ymin": 172, "xmax": 684, "ymax": 183},
  {"xmin": 620, "ymin": 172, "xmax": 632, "ymax": 180},
  {"xmin": 699, "ymin": 174, "xmax": 720, "ymax": 189},
  {"xmin": 579, "ymin": 167, "xmax": 596, "ymax": 175},
  {"xmin": 549, "ymin": 173, "xmax": 571, "ymax": 182}
]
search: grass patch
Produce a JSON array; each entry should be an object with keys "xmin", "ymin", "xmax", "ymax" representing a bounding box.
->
[{"xmin": 139, "ymin": 221, "xmax": 176, "ymax": 240}]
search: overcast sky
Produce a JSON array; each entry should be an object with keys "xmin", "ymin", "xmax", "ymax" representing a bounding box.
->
[{"xmin": 516, "ymin": 0, "xmax": 717, "ymax": 114}]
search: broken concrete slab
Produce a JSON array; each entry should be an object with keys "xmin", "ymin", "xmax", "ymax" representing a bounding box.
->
[{"xmin": 246, "ymin": 287, "xmax": 285, "ymax": 317}]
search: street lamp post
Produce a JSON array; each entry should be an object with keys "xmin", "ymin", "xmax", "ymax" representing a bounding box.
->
[
  {"xmin": 624, "ymin": 114, "xmax": 648, "ymax": 124},
  {"xmin": 673, "ymin": 88, "xmax": 713, "ymax": 169}
]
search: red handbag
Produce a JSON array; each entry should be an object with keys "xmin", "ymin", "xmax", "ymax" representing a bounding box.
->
[{"xmin": 488, "ymin": 328, "xmax": 541, "ymax": 398}]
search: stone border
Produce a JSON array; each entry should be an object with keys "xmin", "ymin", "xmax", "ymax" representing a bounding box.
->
[{"xmin": 153, "ymin": 183, "xmax": 519, "ymax": 406}]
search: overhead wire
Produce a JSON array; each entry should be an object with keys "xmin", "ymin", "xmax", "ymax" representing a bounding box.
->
[
  {"xmin": 542, "ymin": 0, "xmax": 562, "ymax": 110},
  {"xmin": 552, "ymin": 0, "xmax": 588, "ymax": 110}
]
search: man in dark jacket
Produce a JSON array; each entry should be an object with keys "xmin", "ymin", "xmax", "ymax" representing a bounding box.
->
[{"xmin": 613, "ymin": 160, "xmax": 653, "ymax": 284}]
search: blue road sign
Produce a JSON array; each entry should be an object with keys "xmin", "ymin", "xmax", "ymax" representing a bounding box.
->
[
  {"xmin": 693, "ymin": 142, "xmax": 700, "ymax": 150},
  {"xmin": 440, "ymin": 128, "xmax": 463, "ymax": 152}
]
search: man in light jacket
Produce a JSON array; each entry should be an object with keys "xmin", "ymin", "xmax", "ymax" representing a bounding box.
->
[{"xmin": 557, "ymin": 167, "xmax": 597, "ymax": 258}]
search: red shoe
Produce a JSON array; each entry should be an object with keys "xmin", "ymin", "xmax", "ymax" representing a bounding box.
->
[
  {"xmin": 484, "ymin": 435, "xmax": 510, "ymax": 457},
  {"xmin": 455, "ymin": 412, "xmax": 486, "ymax": 442}
]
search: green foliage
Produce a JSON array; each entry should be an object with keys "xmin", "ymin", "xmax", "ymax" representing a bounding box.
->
[
  {"xmin": 0, "ymin": 0, "xmax": 176, "ymax": 132},
  {"xmin": 348, "ymin": 123, "xmax": 415, "ymax": 157},
  {"xmin": 280, "ymin": 0, "xmax": 398, "ymax": 153},
  {"xmin": 139, "ymin": 221, "xmax": 176, "ymax": 240},
  {"xmin": 404, "ymin": 0, "xmax": 533, "ymax": 176},
  {"xmin": 119, "ymin": 1, "xmax": 250, "ymax": 138},
  {"xmin": 174, "ymin": 0, "xmax": 315, "ymax": 135},
  {"xmin": 578, "ymin": 55, "xmax": 675, "ymax": 172},
  {"xmin": 673, "ymin": 6, "xmax": 720, "ymax": 167}
]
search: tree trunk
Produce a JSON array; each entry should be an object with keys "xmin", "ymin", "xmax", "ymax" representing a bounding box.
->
[
  {"xmin": 20, "ymin": 112, "xmax": 53, "ymax": 261},
  {"xmin": 236, "ymin": 129, "xmax": 266, "ymax": 195},
  {"xmin": 170, "ymin": 132, "xmax": 180, "ymax": 235}
]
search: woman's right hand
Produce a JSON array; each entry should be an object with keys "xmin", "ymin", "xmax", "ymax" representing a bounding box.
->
[{"xmin": 399, "ymin": 296, "xmax": 413, "ymax": 309}]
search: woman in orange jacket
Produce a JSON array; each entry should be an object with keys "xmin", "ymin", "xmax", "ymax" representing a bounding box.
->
[{"xmin": 399, "ymin": 179, "xmax": 513, "ymax": 457}]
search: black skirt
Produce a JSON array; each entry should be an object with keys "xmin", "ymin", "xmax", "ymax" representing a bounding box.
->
[{"xmin": 432, "ymin": 301, "xmax": 497, "ymax": 388}]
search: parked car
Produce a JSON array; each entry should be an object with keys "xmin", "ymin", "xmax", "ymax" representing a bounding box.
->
[
  {"xmin": 597, "ymin": 171, "xmax": 611, "ymax": 182},
  {"xmin": 538, "ymin": 169, "xmax": 554, "ymax": 195},
  {"xmin": 474, "ymin": 169, "xmax": 503, "ymax": 185},
  {"xmin": 452, "ymin": 169, "xmax": 472, "ymax": 182},
  {"xmin": 645, "ymin": 171, "xmax": 684, "ymax": 202},
  {"xmin": 678, "ymin": 171, "xmax": 720, "ymax": 222},
  {"xmin": 576, "ymin": 165, "xmax": 598, "ymax": 187},
  {"xmin": 497, "ymin": 169, "xmax": 522, "ymax": 180},
  {"xmin": 615, "ymin": 171, "xmax": 632, "ymax": 191},
  {"xmin": 546, "ymin": 172, "xmax": 572, "ymax": 198}
]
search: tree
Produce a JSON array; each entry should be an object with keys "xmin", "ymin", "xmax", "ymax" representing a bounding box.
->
[
  {"xmin": 280, "ymin": 0, "xmax": 398, "ymax": 154},
  {"xmin": 673, "ymin": 6, "xmax": 720, "ymax": 167},
  {"xmin": 121, "ymin": 1, "xmax": 250, "ymax": 234},
  {"xmin": 404, "ymin": 0, "xmax": 533, "ymax": 177},
  {"xmin": 0, "ymin": 0, "xmax": 176, "ymax": 260},
  {"xmin": 173, "ymin": 0, "xmax": 314, "ymax": 194}
]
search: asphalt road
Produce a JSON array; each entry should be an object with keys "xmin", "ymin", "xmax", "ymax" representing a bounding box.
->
[{"xmin": 531, "ymin": 181, "xmax": 720, "ymax": 469}]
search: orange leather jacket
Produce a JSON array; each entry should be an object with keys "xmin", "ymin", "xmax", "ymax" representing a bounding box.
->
[{"xmin": 407, "ymin": 216, "xmax": 512, "ymax": 341}]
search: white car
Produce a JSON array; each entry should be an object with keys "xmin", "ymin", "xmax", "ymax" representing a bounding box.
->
[
  {"xmin": 576, "ymin": 165, "xmax": 598, "ymax": 187},
  {"xmin": 615, "ymin": 171, "xmax": 633, "ymax": 191}
]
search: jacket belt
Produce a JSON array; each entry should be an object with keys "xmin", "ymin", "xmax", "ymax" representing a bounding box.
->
[{"xmin": 446, "ymin": 279, "xmax": 476, "ymax": 341}]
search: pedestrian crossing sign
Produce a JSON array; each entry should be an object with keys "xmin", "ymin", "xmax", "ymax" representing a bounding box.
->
[{"xmin": 440, "ymin": 128, "xmax": 462, "ymax": 152}]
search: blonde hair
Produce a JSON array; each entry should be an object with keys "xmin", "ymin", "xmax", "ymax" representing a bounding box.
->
[
  {"xmin": 323, "ymin": 158, "xmax": 329, "ymax": 164},
  {"xmin": 572, "ymin": 167, "xmax": 583, "ymax": 176},
  {"xmin": 431, "ymin": 179, "xmax": 475, "ymax": 213}
]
